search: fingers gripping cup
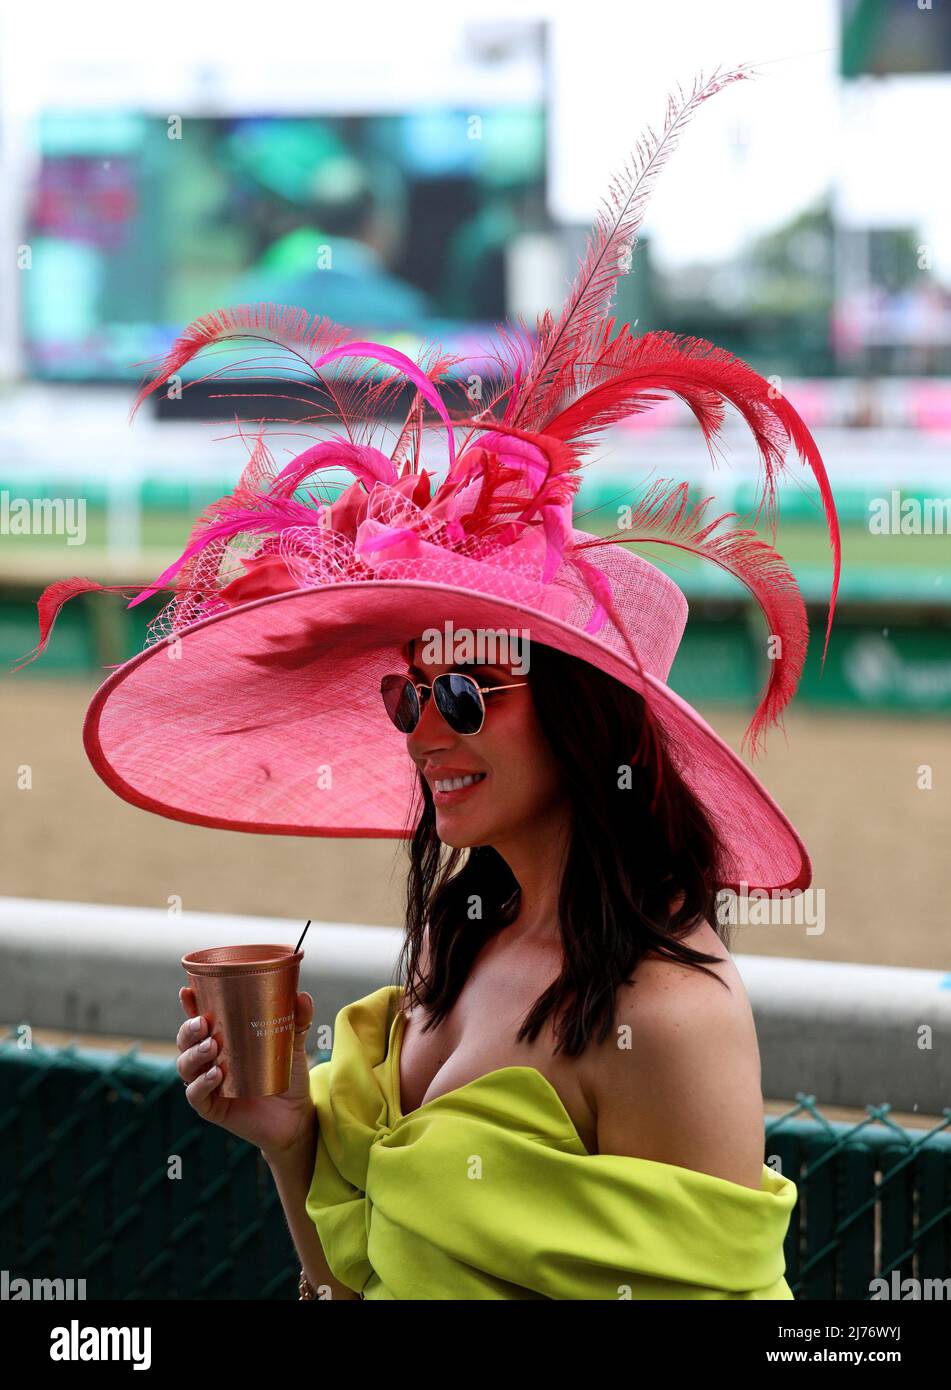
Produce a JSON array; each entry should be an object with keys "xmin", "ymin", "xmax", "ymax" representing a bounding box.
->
[{"xmin": 181, "ymin": 945, "xmax": 304, "ymax": 1098}]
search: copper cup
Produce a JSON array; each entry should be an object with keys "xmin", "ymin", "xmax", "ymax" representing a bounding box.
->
[{"xmin": 181, "ymin": 944, "xmax": 304, "ymax": 1098}]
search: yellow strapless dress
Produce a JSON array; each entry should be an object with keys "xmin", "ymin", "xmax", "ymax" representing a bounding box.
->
[{"xmin": 305, "ymin": 985, "xmax": 797, "ymax": 1300}]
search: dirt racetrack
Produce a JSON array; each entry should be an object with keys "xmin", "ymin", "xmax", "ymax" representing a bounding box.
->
[{"xmin": 3, "ymin": 678, "xmax": 948, "ymax": 971}]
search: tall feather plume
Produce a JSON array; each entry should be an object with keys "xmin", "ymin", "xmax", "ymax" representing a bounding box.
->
[
  {"xmin": 573, "ymin": 478, "xmax": 810, "ymax": 758},
  {"xmin": 463, "ymin": 59, "xmax": 838, "ymax": 675},
  {"xmin": 494, "ymin": 63, "xmax": 754, "ymax": 440}
]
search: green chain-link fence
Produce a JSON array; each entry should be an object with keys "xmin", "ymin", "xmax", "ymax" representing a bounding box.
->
[{"xmin": 1, "ymin": 1035, "xmax": 949, "ymax": 1300}]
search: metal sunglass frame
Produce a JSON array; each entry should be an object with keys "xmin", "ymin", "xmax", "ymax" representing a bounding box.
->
[{"xmin": 380, "ymin": 672, "xmax": 528, "ymax": 736}]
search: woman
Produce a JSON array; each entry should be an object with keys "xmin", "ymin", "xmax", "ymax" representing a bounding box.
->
[
  {"xmin": 174, "ymin": 631, "xmax": 797, "ymax": 1300},
  {"xmin": 390, "ymin": 635, "xmax": 761, "ymax": 1184},
  {"xmin": 21, "ymin": 65, "xmax": 837, "ymax": 1299}
]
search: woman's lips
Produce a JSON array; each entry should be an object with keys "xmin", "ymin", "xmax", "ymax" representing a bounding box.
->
[{"xmin": 433, "ymin": 772, "xmax": 488, "ymax": 807}]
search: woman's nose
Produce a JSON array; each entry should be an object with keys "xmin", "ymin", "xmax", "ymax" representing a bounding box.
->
[{"xmin": 407, "ymin": 687, "xmax": 454, "ymax": 751}]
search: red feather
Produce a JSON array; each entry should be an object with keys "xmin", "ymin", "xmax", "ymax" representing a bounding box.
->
[
  {"xmin": 573, "ymin": 479, "xmax": 810, "ymax": 758},
  {"xmin": 541, "ymin": 326, "xmax": 841, "ymax": 671},
  {"xmin": 9, "ymin": 578, "xmax": 172, "ymax": 672},
  {"xmin": 126, "ymin": 301, "xmax": 463, "ymax": 464},
  {"xmin": 484, "ymin": 64, "xmax": 754, "ymax": 444}
]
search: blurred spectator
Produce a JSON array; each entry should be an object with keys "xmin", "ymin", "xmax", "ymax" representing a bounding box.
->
[{"xmin": 225, "ymin": 141, "xmax": 433, "ymax": 326}]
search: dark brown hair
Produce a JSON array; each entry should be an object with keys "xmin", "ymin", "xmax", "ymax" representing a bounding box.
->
[{"xmin": 394, "ymin": 640, "xmax": 733, "ymax": 1056}]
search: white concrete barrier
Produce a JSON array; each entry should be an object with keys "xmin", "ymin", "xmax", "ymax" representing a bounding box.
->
[
  {"xmin": 1, "ymin": 897, "xmax": 948, "ymax": 1113},
  {"xmin": 0, "ymin": 896, "xmax": 400, "ymax": 1049}
]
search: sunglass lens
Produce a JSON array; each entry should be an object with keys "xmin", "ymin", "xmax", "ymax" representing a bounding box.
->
[
  {"xmin": 434, "ymin": 673, "xmax": 484, "ymax": 735},
  {"xmin": 381, "ymin": 675, "xmax": 419, "ymax": 732}
]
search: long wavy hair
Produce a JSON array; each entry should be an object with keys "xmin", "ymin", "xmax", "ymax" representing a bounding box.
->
[{"xmin": 394, "ymin": 640, "xmax": 735, "ymax": 1056}]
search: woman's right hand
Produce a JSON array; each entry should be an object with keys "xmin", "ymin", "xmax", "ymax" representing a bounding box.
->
[{"xmin": 176, "ymin": 986, "xmax": 318, "ymax": 1159}]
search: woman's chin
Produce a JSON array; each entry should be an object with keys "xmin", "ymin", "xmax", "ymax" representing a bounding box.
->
[
  {"xmin": 434, "ymin": 810, "xmax": 495, "ymax": 850},
  {"xmin": 437, "ymin": 825, "xmax": 481, "ymax": 850}
]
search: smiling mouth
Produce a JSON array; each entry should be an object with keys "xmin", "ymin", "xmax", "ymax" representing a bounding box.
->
[
  {"xmin": 432, "ymin": 771, "xmax": 488, "ymax": 804},
  {"xmin": 434, "ymin": 772, "xmax": 486, "ymax": 792}
]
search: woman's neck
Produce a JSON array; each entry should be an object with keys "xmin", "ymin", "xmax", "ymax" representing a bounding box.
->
[{"xmin": 491, "ymin": 805, "xmax": 571, "ymax": 947}]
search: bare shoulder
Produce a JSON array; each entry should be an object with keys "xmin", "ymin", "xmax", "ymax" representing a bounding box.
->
[
  {"xmin": 626, "ymin": 921, "xmax": 751, "ymax": 1015},
  {"xmin": 583, "ymin": 922, "xmax": 766, "ymax": 1189},
  {"xmin": 615, "ymin": 943, "xmax": 757, "ymax": 1054}
]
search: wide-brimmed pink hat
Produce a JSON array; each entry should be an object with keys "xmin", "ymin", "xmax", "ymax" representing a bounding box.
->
[{"xmin": 14, "ymin": 65, "xmax": 840, "ymax": 895}]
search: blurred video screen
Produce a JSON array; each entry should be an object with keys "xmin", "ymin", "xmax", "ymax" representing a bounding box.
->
[
  {"xmin": 21, "ymin": 108, "xmax": 547, "ymax": 382},
  {"xmin": 841, "ymin": 0, "xmax": 951, "ymax": 76}
]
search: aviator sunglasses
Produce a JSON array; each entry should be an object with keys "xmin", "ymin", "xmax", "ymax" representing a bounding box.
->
[{"xmin": 380, "ymin": 672, "xmax": 528, "ymax": 736}]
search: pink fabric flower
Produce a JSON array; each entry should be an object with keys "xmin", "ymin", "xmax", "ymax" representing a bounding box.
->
[{"xmin": 218, "ymin": 553, "xmax": 299, "ymax": 608}]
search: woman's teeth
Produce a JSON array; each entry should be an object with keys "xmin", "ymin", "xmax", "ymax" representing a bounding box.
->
[{"xmin": 434, "ymin": 772, "xmax": 487, "ymax": 792}]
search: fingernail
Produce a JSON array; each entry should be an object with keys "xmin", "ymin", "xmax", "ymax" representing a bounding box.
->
[
  {"xmin": 199, "ymin": 1037, "xmax": 213, "ymax": 1053},
  {"xmin": 191, "ymin": 1016, "xmax": 205, "ymax": 1035},
  {"xmin": 205, "ymin": 1065, "xmax": 218, "ymax": 1079}
]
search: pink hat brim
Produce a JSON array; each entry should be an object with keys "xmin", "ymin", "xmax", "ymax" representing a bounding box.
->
[{"xmin": 82, "ymin": 580, "xmax": 810, "ymax": 895}]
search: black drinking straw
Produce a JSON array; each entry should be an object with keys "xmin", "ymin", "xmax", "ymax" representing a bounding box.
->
[{"xmin": 294, "ymin": 919, "xmax": 312, "ymax": 954}]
